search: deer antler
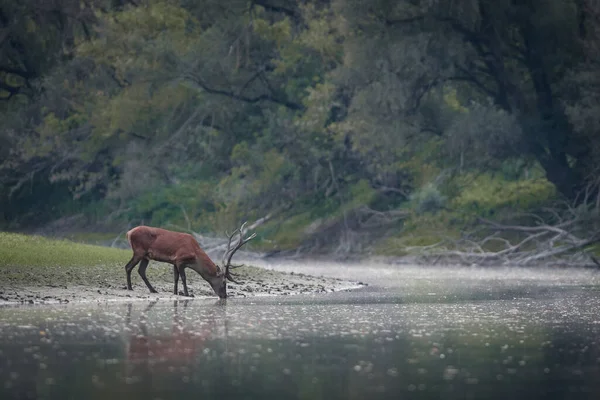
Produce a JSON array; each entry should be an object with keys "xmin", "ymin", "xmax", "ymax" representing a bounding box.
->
[{"xmin": 221, "ymin": 222, "xmax": 257, "ymax": 283}]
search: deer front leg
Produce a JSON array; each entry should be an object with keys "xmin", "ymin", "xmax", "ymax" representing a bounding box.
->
[
  {"xmin": 138, "ymin": 259, "xmax": 158, "ymax": 293},
  {"xmin": 173, "ymin": 265, "xmax": 180, "ymax": 295}
]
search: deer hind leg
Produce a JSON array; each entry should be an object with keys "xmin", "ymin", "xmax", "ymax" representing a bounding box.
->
[
  {"xmin": 137, "ymin": 258, "xmax": 158, "ymax": 293},
  {"xmin": 173, "ymin": 265, "xmax": 180, "ymax": 295},
  {"xmin": 124, "ymin": 256, "xmax": 142, "ymax": 290}
]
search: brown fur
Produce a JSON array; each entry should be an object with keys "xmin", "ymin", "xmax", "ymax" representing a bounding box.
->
[
  {"xmin": 127, "ymin": 226, "xmax": 218, "ymax": 275},
  {"xmin": 124, "ymin": 226, "xmax": 226, "ymax": 298}
]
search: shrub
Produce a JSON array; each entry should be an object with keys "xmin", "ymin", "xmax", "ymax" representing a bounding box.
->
[{"xmin": 410, "ymin": 183, "xmax": 447, "ymax": 214}]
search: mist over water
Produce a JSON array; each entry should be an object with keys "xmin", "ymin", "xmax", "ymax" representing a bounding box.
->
[{"xmin": 1, "ymin": 261, "xmax": 599, "ymax": 400}]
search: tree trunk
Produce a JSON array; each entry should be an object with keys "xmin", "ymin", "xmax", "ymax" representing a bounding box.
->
[{"xmin": 518, "ymin": 4, "xmax": 586, "ymax": 200}]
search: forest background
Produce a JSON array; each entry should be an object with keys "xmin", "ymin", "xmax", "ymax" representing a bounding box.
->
[{"xmin": 2, "ymin": 0, "xmax": 600, "ymax": 264}]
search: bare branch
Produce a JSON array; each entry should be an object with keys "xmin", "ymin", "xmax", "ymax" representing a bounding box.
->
[
  {"xmin": 179, "ymin": 205, "xmax": 192, "ymax": 232},
  {"xmin": 449, "ymin": 64, "xmax": 498, "ymax": 99},
  {"xmin": 355, "ymin": 205, "xmax": 409, "ymax": 229},
  {"xmin": 384, "ymin": 16, "xmax": 425, "ymax": 26},
  {"xmin": 8, "ymin": 162, "xmax": 48, "ymax": 197},
  {"xmin": 184, "ymin": 73, "xmax": 303, "ymax": 111},
  {"xmin": 407, "ymin": 203, "xmax": 600, "ymax": 267}
]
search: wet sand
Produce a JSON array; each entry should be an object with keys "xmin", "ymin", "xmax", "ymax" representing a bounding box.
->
[{"xmin": 0, "ymin": 264, "xmax": 364, "ymax": 305}]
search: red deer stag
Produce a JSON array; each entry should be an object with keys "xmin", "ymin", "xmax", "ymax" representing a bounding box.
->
[{"xmin": 124, "ymin": 222, "xmax": 256, "ymax": 299}]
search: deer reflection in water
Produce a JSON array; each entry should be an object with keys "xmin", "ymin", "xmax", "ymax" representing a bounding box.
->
[{"xmin": 123, "ymin": 300, "xmax": 228, "ymax": 384}]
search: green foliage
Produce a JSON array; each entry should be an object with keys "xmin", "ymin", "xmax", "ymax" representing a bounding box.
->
[
  {"xmin": 0, "ymin": 0, "xmax": 99, "ymax": 101},
  {"xmin": 252, "ymin": 16, "xmax": 292, "ymax": 48},
  {"xmin": 343, "ymin": 179, "xmax": 378, "ymax": 212},
  {"xmin": 375, "ymin": 173, "xmax": 558, "ymax": 256},
  {"xmin": 2, "ymin": 0, "xmax": 599, "ymax": 258},
  {"xmin": 122, "ymin": 180, "xmax": 219, "ymax": 228},
  {"xmin": 410, "ymin": 183, "xmax": 447, "ymax": 214},
  {"xmin": 451, "ymin": 174, "xmax": 556, "ymax": 216},
  {"xmin": 261, "ymin": 212, "xmax": 315, "ymax": 251}
]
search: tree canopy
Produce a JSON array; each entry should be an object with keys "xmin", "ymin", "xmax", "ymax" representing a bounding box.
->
[{"xmin": 1, "ymin": 0, "xmax": 599, "ymax": 254}]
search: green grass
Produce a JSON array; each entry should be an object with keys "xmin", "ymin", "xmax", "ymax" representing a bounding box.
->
[
  {"xmin": 0, "ymin": 232, "xmax": 130, "ymax": 268},
  {"xmin": 0, "ymin": 232, "xmax": 139, "ymax": 287}
]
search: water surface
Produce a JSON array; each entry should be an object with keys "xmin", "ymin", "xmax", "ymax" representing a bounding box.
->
[{"xmin": 1, "ymin": 262, "xmax": 599, "ymax": 400}]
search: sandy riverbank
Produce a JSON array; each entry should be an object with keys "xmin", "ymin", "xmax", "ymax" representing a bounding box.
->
[{"xmin": 0, "ymin": 264, "xmax": 365, "ymax": 305}]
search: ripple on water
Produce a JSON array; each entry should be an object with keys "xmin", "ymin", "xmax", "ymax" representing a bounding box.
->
[{"xmin": 1, "ymin": 264, "xmax": 600, "ymax": 399}]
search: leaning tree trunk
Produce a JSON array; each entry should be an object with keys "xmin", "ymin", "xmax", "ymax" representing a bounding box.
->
[{"xmin": 519, "ymin": 8, "xmax": 589, "ymax": 201}]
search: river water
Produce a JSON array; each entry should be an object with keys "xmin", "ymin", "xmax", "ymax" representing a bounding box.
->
[{"xmin": 1, "ymin": 260, "xmax": 599, "ymax": 400}]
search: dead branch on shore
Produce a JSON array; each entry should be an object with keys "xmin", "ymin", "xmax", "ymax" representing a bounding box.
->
[
  {"xmin": 408, "ymin": 201, "xmax": 600, "ymax": 268},
  {"xmin": 355, "ymin": 205, "xmax": 410, "ymax": 229}
]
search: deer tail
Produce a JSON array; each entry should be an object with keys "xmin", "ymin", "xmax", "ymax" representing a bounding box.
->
[{"xmin": 126, "ymin": 229, "xmax": 133, "ymax": 249}]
